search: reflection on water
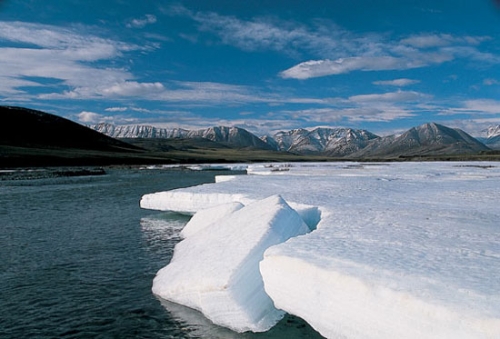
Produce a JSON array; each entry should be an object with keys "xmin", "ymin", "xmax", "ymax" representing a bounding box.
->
[
  {"xmin": 142, "ymin": 213, "xmax": 324, "ymax": 338},
  {"xmin": 159, "ymin": 298, "xmax": 324, "ymax": 339}
]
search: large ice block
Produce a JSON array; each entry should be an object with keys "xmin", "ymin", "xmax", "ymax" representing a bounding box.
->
[{"xmin": 152, "ymin": 195, "xmax": 310, "ymax": 333}]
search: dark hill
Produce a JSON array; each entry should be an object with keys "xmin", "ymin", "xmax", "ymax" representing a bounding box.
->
[
  {"xmin": 0, "ymin": 106, "xmax": 156, "ymax": 167},
  {"xmin": 0, "ymin": 106, "xmax": 141, "ymax": 152}
]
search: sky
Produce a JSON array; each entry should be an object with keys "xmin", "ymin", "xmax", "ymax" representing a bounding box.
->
[{"xmin": 1, "ymin": 0, "xmax": 500, "ymax": 136}]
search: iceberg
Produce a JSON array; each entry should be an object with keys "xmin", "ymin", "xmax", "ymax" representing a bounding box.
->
[
  {"xmin": 151, "ymin": 195, "xmax": 310, "ymax": 333},
  {"xmin": 143, "ymin": 162, "xmax": 500, "ymax": 338}
]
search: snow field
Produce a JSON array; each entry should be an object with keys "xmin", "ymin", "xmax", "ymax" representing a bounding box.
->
[{"xmin": 143, "ymin": 162, "xmax": 500, "ymax": 338}]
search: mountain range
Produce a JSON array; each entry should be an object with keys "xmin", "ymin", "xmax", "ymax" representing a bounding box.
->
[
  {"xmin": 0, "ymin": 106, "xmax": 312, "ymax": 167},
  {"xmin": 1, "ymin": 105, "xmax": 499, "ymax": 168},
  {"xmin": 90, "ymin": 122, "xmax": 498, "ymax": 157},
  {"xmin": 346, "ymin": 123, "xmax": 489, "ymax": 158},
  {"xmin": 91, "ymin": 124, "xmax": 274, "ymax": 150}
]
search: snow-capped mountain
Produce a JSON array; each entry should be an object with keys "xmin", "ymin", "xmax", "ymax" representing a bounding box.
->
[
  {"xmin": 477, "ymin": 125, "xmax": 500, "ymax": 150},
  {"xmin": 89, "ymin": 124, "xmax": 273, "ymax": 150},
  {"xmin": 185, "ymin": 126, "xmax": 273, "ymax": 150},
  {"xmin": 264, "ymin": 127, "xmax": 379, "ymax": 156},
  {"xmin": 349, "ymin": 122, "xmax": 489, "ymax": 158},
  {"xmin": 484, "ymin": 125, "xmax": 500, "ymax": 138},
  {"xmin": 90, "ymin": 123, "xmax": 189, "ymax": 139},
  {"xmin": 89, "ymin": 122, "xmax": 490, "ymax": 157}
]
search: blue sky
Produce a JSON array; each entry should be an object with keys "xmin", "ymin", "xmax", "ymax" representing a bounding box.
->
[{"xmin": 1, "ymin": 0, "xmax": 500, "ymax": 136}]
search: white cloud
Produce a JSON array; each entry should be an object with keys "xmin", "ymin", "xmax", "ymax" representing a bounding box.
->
[
  {"xmin": 463, "ymin": 99, "xmax": 500, "ymax": 114},
  {"xmin": 279, "ymin": 50, "xmax": 457, "ymax": 79},
  {"xmin": 101, "ymin": 81, "xmax": 165, "ymax": 96},
  {"xmin": 75, "ymin": 110, "xmax": 142, "ymax": 125},
  {"xmin": 172, "ymin": 5, "xmax": 382, "ymax": 57},
  {"xmin": 260, "ymin": 90, "xmax": 426, "ymax": 125},
  {"xmin": 280, "ymin": 57, "xmax": 414, "ymax": 79},
  {"xmin": 0, "ymin": 76, "xmax": 40, "ymax": 95},
  {"xmin": 349, "ymin": 90, "xmax": 431, "ymax": 103},
  {"xmin": 373, "ymin": 78, "xmax": 420, "ymax": 87},
  {"xmin": 105, "ymin": 107, "xmax": 128, "ymax": 112},
  {"xmin": 270, "ymin": 105, "xmax": 415, "ymax": 124},
  {"xmin": 0, "ymin": 21, "xmax": 134, "ymax": 61},
  {"xmin": 439, "ymin": 99, "xmax": 500, "ymax": 116},
  {"xmin": 44, "ymin": 79, "xmax": 289, "ymax": 105},
  {"xmin": 127, "ymin": 14, "xmax": 157, "ymax": 28},
  {"xmin": 0, "ymin": 21, "xmax": 149, "ymax": 99},
  {"xmin": 172, "ymin": 7, "xmax": 496, "ymax": 79},
  {"xmin": 483, "ymin": 78, "xmax": 500, "ymax": 86},
  {"xmin": 400, "ymin": 34, "xmax": 489, "ymax": 48},
  {"xmin": 77, "ymin": 111, "xmax": 107, "ymax": 123},
  {"xmin": 433, "ymin": 118, "xmax": 500, "ymax": 137}
]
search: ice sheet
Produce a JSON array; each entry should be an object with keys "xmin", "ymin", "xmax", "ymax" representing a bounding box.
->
[
  {"xmin": 152, "ymin": 195, "xmax": 310, "ymax": 333},
  {"xmin": 144, "ymin": 162, "xmax": 500, "ymax": 338}
]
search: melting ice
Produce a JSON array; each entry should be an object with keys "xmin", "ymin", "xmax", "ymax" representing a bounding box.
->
[{"xmin": 141, "ymin": 162, "xmax": 500, "ymax": 338}]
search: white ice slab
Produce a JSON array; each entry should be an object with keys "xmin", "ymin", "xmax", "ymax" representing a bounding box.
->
[
  {"xmin": 144, "ymin": 162, "xmax": 500, "ymax": 338},
  {"xmin": 140, "ymin": 190, "xmax": 248, "ymax": 214},
  {"xmin": 152, "ymin": 195, "xmax": 310, "ymax": 333},
  {"xmin": 180, "ymin": 202, "xmax": 244, "ymax": 238}
]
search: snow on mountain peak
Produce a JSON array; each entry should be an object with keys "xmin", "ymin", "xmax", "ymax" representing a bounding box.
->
[{"xmin": 484, "ymin": 125, "xmax": 500, "ymax": 138}]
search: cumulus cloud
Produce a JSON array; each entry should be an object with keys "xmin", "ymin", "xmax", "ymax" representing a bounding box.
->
[
  {"xmin": 75, "ymin": 110, "xmax": 142, "ymax": 125},
  {"xmin": 127, "ymin": 14, "xmax": 157, "ymax": 28},
  {"xmin": 77, "ymin": 111, "xmax": 107, "ymax": 123},
  {"xmin": 373, "ymin": 78, "xmax": 420, "ymax": 87}
]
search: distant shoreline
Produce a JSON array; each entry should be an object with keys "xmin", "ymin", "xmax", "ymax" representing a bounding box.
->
[
  {"xmin": 2, "ymin": 151, "xmax": 500, "ymax": 172},
  {"xmin": 0, "ymin": 167, "xmax": 107, "ymax": 181}
]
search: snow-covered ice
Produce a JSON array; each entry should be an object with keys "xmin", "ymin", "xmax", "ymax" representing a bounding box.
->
[
  {"xmin": 180, "ymin": 201, "xmax": 244, "ymax": 238},
  {"xmin": 151, "ymin": 195, "xmax": 310, "ymax": 333},
  {"xmin": 143, "ymin": 162, "xmax": 500, "ymax": 338}
]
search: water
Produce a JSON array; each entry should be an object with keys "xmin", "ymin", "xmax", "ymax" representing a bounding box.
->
[{"xmin": 0, "ymin": 168, "xmax": 322, "ymax": 338}]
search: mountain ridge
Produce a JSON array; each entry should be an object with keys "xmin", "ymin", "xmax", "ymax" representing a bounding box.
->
[
  {"xmin": 1, "ymin": 106, "xmax": 495, "ymax": 168},
  {"xmin": 90, "ymin": 123, "xmax": 273, "ymax": 150},
  {"xmin": 90, "ymin": 122, "xmax": 489, "ymax": 157},
  {"xmin": 347, "ymin": 123, "xmax": 489, "ymax": 158},
  {"xmin": 477, "ymin": 125, "xmax": 500, "ymax": 150}
]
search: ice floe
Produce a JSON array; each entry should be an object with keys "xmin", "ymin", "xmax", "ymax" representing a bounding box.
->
[
  {"xmin": 180, "ymin": 202, "xmax": 244, "ymax": 238},
  {"xmin": 151, "ymin": 195, "xmax": 310, "ymax": 333},
  {"xmin": 143, "ymin": 162, "xmax": 500, "ymax": 338}
]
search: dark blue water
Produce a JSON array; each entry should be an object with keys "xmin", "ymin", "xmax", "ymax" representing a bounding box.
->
[{"xmin": 0, "ymin": 168, "xmax": 322, "ymax": 338}]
